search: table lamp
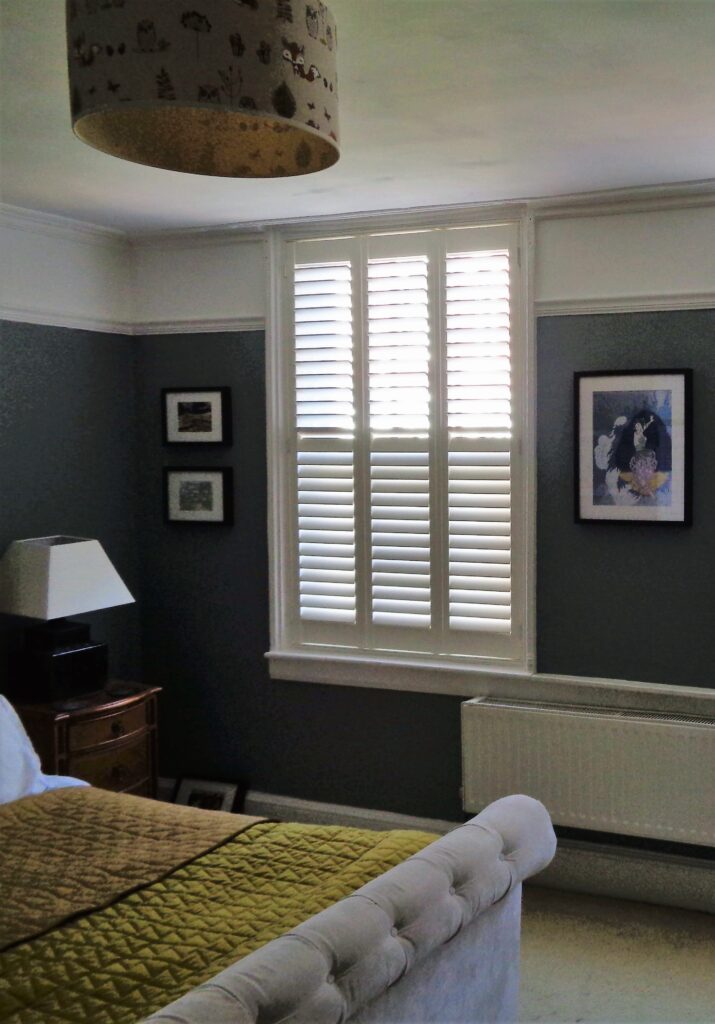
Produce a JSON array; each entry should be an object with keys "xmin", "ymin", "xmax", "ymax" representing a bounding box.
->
[{"xmin": 0, "ymin": 536, "xmax": 134, "ymax": 703}]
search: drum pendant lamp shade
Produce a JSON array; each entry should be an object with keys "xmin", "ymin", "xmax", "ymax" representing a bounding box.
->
[{"xmin": 66, "ymin": 0, "xmax": 339, "ymax": 178}]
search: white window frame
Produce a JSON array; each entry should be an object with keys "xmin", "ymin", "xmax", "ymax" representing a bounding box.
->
[{"xmin": 266, "ymin": 211, "xmax": 535, "ymax": 693}]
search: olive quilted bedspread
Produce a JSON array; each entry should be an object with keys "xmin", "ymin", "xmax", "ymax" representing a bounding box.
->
[{"xmin": 0, "ymin": 787, "xmax": 436, "ymax": 1024}]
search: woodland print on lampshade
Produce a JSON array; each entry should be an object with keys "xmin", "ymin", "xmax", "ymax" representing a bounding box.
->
[
  {"xmin": 575, "ymin": 370, "xmax": 692, "ymax": 524},
  {"xmin": 66, "ymin": 0, "xmax": 339, "ymax": 177}
]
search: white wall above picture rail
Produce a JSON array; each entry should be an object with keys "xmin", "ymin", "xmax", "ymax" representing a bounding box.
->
[
  {"xmin": 4, "ymin": 187, "xmax": 715, "ymax": 334},
  {"xmin": 131, "ymin": 233, "xmax": 266, "ymax": 333},
  {"xmin": 0, "ymin": 204, "xmax": 267, "ymax": 335},
  {"xmin": 535, "ymin": 201, "xmax": 715, "ymax": 314},
  {"xmin": 0, "ymin": 205, "xmax": 133, "ymax": 334}
]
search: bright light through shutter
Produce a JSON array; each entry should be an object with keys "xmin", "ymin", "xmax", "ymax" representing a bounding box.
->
[
  {"xmin": 446, "ymin": 250, "xmax": 512, "ymax": 634},
  {"xmin": 282, "ymin": 225, "xmax": 523, "ymax": 669},
  {"xmin": 368, "ymin": 256, "xmax": 431, "ymax": 628},
  {"xmin": 295, "ymin": 262, "xmax": 356, "ymax": 624}
]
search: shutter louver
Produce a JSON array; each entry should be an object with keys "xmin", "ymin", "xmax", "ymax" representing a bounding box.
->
[
  {"xmin": 295, "ymin": 261, "xmax": 356, "ymax": 625},
  {"xmin": 368, "ymin": 256, "xmax": 431, "ymax": 629},
  {"xmin": 446, "ymin": 250, "xmax": 512, "ymax": 634}
]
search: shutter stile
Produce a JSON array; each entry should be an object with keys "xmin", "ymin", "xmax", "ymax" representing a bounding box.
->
[
  {"xmin": 368, "ymin": 256, "xmax": 431, "ymax": 630},
  {"xmin": 295, "ymin": 261, "xmax": 357, "ymax": 625},
  {"xmin": 446, "ymin": 250, "xmax": 512, "ymax": 635}
]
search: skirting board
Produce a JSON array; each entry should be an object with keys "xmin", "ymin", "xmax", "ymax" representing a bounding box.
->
[
  {"xmin": 242, "ymin": 789, "xmax": 458, "ymax": 835},
  {"xmin": 157, "ymin": 780, "xmax": 714, "ymax": 913},
  {"xmin": 537, "ymin": 840, "xmax": 715, "ymax": 916}
]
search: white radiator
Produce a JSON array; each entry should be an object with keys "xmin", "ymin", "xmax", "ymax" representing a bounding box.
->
[{"xmin": 462, "ymin": 698, "xmax": 715, "ymax": 846}]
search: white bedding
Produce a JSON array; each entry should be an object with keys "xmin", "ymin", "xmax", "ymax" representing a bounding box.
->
[{"xmin": 0, "ymin": 694, "xmax": 87, "ymax": 804}]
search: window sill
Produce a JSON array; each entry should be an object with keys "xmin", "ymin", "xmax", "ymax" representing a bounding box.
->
[
  {"xmin": 267, "ymin": 648, "xmax": 530, "ymax": 697},
  {"xmin": 266, "ymin": 649, "xmax": 715, "ymax": 713}
]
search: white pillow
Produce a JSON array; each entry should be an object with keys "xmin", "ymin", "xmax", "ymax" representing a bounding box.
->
[{"xmin": 0, "ymin": 695, "xmax": 88, "ymax": 803}]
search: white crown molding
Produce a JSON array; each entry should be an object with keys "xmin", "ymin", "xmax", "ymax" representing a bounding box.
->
[
  {"xmin": 536, "ymin": 293, "xmax": 715, "ymax": 317},
  {"xmin": 0, "ymin": 304, "xmax": 133, "ymax": 335},
  {"xmin": 135, "ymin": 316, "xmax": 265, "ymax": 335},
  {"xmin": 0, "ymin": 203, "xmax": 127, "ymax": 248},
  {"xmin": 531, "ymin": 181, "xmax": 715, "ymax": 221},
  {"xmin": 253, "ymin": 202, "xmax": 530, "ymax": 239},
  {"xmin": 5, "ymin": 178, "xmax": 715, "ymax": 251},
  {"xmin": 132, "ymin": 179, "xmax": 715, "ymax": 242},
  {"xmin": 130, "ymin": 229, "xmax": 265, "ymax": 251},
  {"xmin": 127, "ymin": 201, "xmax": 528, "ymax": 242}
]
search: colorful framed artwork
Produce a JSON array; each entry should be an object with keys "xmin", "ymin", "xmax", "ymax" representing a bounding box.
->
[
  {"xmin": 575, "ymin": 369, "xmax": 692, "ymax": 525},
  {"xmin": 162, "ymin": 387, "xmax": 232, "ymax": 445},
  {"xmin": 164, "ymin": 467, "xmax": 233, "ymax": 525}
]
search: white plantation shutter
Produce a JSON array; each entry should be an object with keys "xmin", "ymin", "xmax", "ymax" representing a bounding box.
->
[
  {"xmin": 368, "ymin": 253, "xmax": 431, "ymax": 631},
  {"xmin": 294, "ymin": 256, "xmax": 357, "ymax": 634},
  {"xmin": 371, "ymin": 450, "xmax": 431, "ymax": 628},
  {"xmin": 281, "ymin": 223, "xmax": 525, "ymax": 667},
  {"xmin": 446, "ymin": 247, "xmax": 513, "ymax": 644}
]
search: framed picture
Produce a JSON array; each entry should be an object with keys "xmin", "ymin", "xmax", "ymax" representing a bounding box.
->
[
  {"xmin": 162, "ymin": 388, "xmax": 232, "ymax": 445},
  {"xmin": 174, "ymin": 778, "xmax": 242, "ymax": 813},
  {"xmin": 165, "ymin": 467, "xmax": 233, "ymax": 525},
  {"xmin": 575, "ymin": 369, "xmax": 692, "ymax": 525}
]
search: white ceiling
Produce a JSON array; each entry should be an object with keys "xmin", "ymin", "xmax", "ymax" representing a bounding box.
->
[{"xmin": 2, "ymin": 0, "xmax": 715, "ymax": 233}]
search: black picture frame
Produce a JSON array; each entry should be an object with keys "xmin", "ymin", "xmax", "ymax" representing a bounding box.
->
[
  {"xmin": 173, "ymin": 777, "xmax": 246, "ymax": 813},
  {"xmin": 162, "ymin": 387, "xmax": 232, "ymax": 446},
  {"xmin": 164, "ymin": 466, "xmax": 234, "ymax": 525},
  {"xmin": 574, "ymin": 369, "xmax": 692, "ymax": 525}
]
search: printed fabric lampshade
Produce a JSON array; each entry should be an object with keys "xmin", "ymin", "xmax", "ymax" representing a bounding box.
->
[{"xmin": 66, "ymin": 0, "xmax": 339, "ymax": 177}]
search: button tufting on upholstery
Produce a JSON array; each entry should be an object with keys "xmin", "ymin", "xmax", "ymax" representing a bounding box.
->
[
  {"xmin": 449, "ymin": 886, "xmax": 456, "ymax": 895},
  {"xmin": 390, "ymin": 926, "xmax": 398, "ymax": 937}
]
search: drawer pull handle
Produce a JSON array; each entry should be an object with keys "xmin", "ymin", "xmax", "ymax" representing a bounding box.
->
[
  {"xmin": 111, "ymin": 721, "xmax": 125, "ymax": 738},
  {"xmin": 111, "ymin": 765, "xmax": 127, "ymax": 782}
]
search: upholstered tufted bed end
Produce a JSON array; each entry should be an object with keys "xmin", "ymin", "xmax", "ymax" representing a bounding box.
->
[{"xmin": 145, "ymin": 794, "xmax": 556, "ymax": 1024}]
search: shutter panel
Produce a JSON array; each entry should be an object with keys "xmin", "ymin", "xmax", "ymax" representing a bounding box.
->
[
  {"xmin": 294, "ymin": 261, "xmax": 356, "ymax": 626},
  {"xmin": 282, "ymin": 225, "xmax": 524, "ymax": 669},
  {"xmin": 446, "ymin": 249, "xmax": 512, "ymax": 635},
  {"xmin": 367, "ymin": 255, "xmax": 431, "ymax": 630}
]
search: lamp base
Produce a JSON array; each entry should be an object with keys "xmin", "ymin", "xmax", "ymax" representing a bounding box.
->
[{"xmin": 14, "ymin": 619, "xmax": 109, "ymax": 703}]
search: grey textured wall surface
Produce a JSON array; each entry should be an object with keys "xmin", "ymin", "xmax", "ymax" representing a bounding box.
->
[
  {"xmin": 0, "ymin": 320, "xmax": 142, "ymax": 684},
  {"xmin": 8, "ymin": 311, "xmax": 709, "ymax": 818},
  {"xmin": 135, "ymin": 333, "xmax": 464, "ymax": 820},
  {"xmin": 537, "ymin": 310, "xmax": 715, "ymax": 688}
]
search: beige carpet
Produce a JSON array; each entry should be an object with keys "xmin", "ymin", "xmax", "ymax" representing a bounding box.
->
[{"xmin": 520, "ymin": 886, "xmax": 715, "ymax": 1023}]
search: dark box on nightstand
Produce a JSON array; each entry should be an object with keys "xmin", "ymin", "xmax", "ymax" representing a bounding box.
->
[{"xmin": 11, "ymin": 619, "xmax": 108, "ymax": 703}]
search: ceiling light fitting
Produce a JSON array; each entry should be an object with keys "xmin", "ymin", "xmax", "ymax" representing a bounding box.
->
[{"xmin": 66, "ymin": 0, "xmax": 339, "ymax": 178}]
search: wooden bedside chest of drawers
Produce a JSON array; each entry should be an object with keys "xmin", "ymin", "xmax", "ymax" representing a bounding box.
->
[{"xmin": 15, "ymin": 684, "xmax": 161, "ymax": 797}]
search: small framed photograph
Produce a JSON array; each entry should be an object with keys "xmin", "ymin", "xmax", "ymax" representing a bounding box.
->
[
  {"xmin": 165, "ymin": 467, "xmax": 233, "ymax": 524},
  {"xmin": 575, "ymin": 369, "xmax": 692, "ymax": 525},
  {"xmin": 162, "ymin": 388, "xmax": 232, "ymax": 445},
  {"xmin": 174, "ymin": 778, "xmax": 242, "ymax": 813}
]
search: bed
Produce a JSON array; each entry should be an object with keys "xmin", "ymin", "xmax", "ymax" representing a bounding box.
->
[{"xmin": 0, "ymin": 695, "xmax": 556, "ymax": 1024}]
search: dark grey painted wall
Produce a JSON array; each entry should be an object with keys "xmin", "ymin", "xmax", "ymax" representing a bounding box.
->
[
  {"xmin": 537, "ymin": 310, "xmax": 715, "ymax": 688},
  {"xmin": 135, "ymin": 333, "xmax": 464, "ymax": 820},
  {"xmin": 0, "ymin": 320, "xmax": 142, "ymax": 685},
  {"xmin": 6, "ymin": 312, "xmax": 711, "ymax": 819}
]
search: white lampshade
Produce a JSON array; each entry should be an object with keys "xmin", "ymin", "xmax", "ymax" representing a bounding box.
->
[
  {"xmin": 0, "ymin": 537, "xmax": 134, "ymax": 621},
  {"xmin": 66, "ymin": 0, "xmax": 339, "ymax": 178}
]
